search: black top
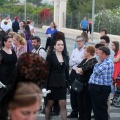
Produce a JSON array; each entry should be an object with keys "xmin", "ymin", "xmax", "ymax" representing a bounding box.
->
[
  {"xmin": 0, "ymin": 50, "xmax": 17, "ymax": 85},
  {"xmin": 44, "ymin": 52, "xmax": 70, "ymax": 88},
  {"xmin": 77, "ymin": 58, "xmax": 97, "ymax": 84},
  {"xmin": 12, "ymin": 21, "xmax": 20, "ymax": 33}
]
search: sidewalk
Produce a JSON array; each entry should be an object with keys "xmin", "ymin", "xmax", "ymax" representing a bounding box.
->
[
  {"xmin": 34, "ymin": 27, "xmax": 119, "ymax": 45},
  {"xmin": 34, "ymin": 27, "xmax": 99, "ymax": 45}
]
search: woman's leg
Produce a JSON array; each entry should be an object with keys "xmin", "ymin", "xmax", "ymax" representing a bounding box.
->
[
  {"xmin": 59, "ymin": 100, "xmax": 67, "ymax": 120},
  {"xmin": 45, "ymin": 100, "xmax": 54, "ymax": 120}
]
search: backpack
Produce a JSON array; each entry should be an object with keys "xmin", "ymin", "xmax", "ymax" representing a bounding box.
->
[{"xmin": 37, "ymin": 47, "xmax": 46, "ymax": 54}]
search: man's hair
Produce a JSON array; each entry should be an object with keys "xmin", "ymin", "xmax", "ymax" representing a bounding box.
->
[
  {"xmin": 100, "ymin": 35, "xmax": 110, "ymax": 43},
  {"xmin": 95, "ymin": 43, "xmax": 105, "ymax": 49},
  {"xmin": 31, "ymin": 36, "xmax": 41, "ymax": 43},
  {"xmin": 98, "ymin": 46, "xmax": 110, "ymax": 55},
  {"xmin": 100, "ymin": 28, "xmax": 107, "ymax": 35},
  {"xmin": 76, "ymin": 36, "xmax": 85, "ymax": 41}
]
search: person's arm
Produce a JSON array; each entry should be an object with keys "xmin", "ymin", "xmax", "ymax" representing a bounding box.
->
[
  {"xmin": 39, "ymin": 49, "xmax": 47, "ymax": 60},
  {"xmin": 114, "ymin": 54, "xmax": 120, "ymax": 62},
  {"xmin": 43, "ymin": 54, "xmax": 52, "ymax": 88},
  {"xmin": 46, "ymin": 28, "xmax": 50, "ymax": 38},
  {"xmin": 109, "ymin": 49, "xmax": 114, "ymax": 61},
  {"xmin": 69, "ymin": 50, "xmax": 77, "ymax": 67},
  {"xmin": 80, "ymin": 23, "xmax": 82, "ymax": 28},
  {"xmin": 81, "ymin": 59, "xmax": 97, "ymax": 72}
]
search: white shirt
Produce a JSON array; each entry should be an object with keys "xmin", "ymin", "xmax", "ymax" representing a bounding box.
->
[
  {"xmin": 69, "ymin": 46, "xmax": 85, "ymax": 70},
  {"xmin": 32, "ymin": 46, "xmax": 47, "ymax": 60},
  {"xmin": 1, "ymin": 19, "xmax": 12, "ymax": 30},
  {"xmin": 29, "ymin": 24, "xmax": 35, "ymax": 35}
]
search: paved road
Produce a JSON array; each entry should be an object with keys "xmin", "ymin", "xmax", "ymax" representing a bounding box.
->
[{"xmin": 35, "ymin": 32, "xmax": 120, "ymax": 120}]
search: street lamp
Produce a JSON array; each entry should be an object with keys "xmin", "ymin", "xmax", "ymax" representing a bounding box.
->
[
  {"xmin": 91, "ymin": 0, "xmax": 95, "ymax": 41},
  {"xmin": 24, "ymin": 0, "xmax": 26, "ymax": 21}
]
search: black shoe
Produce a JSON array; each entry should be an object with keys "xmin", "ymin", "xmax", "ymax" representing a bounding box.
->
[
  {"xmin": 67, "ymin": 114, "xmax": 78, "ymax": 118},
  {"xmin": 51, "ymin": 111, "xmax": 60, "ymax": 116},
  {"xmin": 41, "ymin": 109, "xmax": 45, "ymax": 114}
]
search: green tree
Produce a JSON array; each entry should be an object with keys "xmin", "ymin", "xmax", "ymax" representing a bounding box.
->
[
  {"xmin": 0, "ymin": 0, "xmax": 7, "ymax": 6},
  {"xmin": 28, "ymin": 0, "xmax": 42, "ymax": 6},
  {"xmin": 67, "ymin": 0, "xmax": 120, "ymax": 13}
]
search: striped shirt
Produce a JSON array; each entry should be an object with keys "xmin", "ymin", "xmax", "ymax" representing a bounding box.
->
[{"xmin": 89, "ymin": 57, "xmax": 114, "ymax": 86}]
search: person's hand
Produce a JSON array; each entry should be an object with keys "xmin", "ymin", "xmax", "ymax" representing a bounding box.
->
[
  {"xmin": 46, "ymin": 34, "xmax": 50, "ymax": 38},
  {"xmin": 0, "ymin": 82, "xmax": 6, "ymax": 88},
  {"xmin": 42, "ymin": 89, "xmax": 51, "ymax": 97},
  {"xmin": 76, "ymin": 68, "xmax": 83, "ymax": 74},
  {"xmin": 75, "ymin": 67, "xmax": 80, "ymax": 74}
]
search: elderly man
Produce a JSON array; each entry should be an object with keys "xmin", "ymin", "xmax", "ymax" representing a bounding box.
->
[
  {"xmin": 89, "ymin": 46, "xmax": 114, "ymax": 120},
  {"xmin": 68, "ymin": 36, "xmax": 85, "ymax": 118}
]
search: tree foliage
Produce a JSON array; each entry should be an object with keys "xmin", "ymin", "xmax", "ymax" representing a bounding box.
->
[
  {"xmin": 0, "ymin": 0, "xmax": 7, "ymax": 6},
  {"xmin": 28, "ymin": 0, "xmax": 42, "ymax": 6},
  {"xmin": 67, "ymin": 0, "xmax": 120, "ymax": 13}
]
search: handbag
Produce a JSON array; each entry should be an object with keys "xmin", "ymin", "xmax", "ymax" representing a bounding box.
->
[{"xmin": 72, "ymin": 79, "xmax": 84, "ymax": 93}]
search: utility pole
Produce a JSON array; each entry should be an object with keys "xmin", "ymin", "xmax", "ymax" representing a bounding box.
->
[
  {"xmin": 91, "ymin": 0, "xmax": 95, "ymax": 41},
  {"xmin": 24, "ymin": 0, "xmax": 26, "ymax": 21}
]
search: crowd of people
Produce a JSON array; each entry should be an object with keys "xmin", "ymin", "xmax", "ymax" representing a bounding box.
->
[{"xmin": 0, "ymin": 14, "xmax": 120, "ymax": 120}]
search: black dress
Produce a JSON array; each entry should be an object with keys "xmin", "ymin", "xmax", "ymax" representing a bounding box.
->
[
  {"xmin": 45, "ymin": 52, "xmax": 70, "ymax": 100},
  {"xmin": 0, "ymin": 50, "xmax": 17, "ymax": 85}
]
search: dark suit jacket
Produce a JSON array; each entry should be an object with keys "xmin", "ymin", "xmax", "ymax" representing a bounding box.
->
[{"xmin": 44, "ymin": 52, "xmax": 70, "ymax": 88}]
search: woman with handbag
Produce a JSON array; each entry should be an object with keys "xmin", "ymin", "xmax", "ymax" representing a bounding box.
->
[
  {"xmin": 75, "ymin": 46, "xmax": 97, "ymax": 120},
  {"xmin": 44, "ymin": 31, "xmax": 70, "ymax": 120}
]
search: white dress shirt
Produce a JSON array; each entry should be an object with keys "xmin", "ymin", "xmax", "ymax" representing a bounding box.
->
[{"xmin": 69, "ymin": 46, "xmax": 85, "ymax": 70}]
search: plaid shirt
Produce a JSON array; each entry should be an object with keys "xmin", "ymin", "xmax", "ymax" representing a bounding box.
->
[{"xmin": 89, "ymin": 57, "xmax": 114, "ymax": 86}]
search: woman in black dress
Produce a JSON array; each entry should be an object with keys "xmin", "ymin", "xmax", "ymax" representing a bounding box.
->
[
  {"xmin": 75, "ymin": 46, "xmax": 97, "ymax": 120},
  {"xmin": 0, "ymin": 35, "xmax": 17, "ymax": 86},
  {"xmin": 45, "ymin": 31, "xmax": 70, "ymax": 120}
]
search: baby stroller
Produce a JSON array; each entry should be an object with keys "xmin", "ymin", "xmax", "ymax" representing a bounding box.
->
[{"xmin": 112, "ymin": 75, "xmax": 120, "ymax": 107}]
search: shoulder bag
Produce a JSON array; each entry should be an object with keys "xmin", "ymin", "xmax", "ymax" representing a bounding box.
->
[{"xmin": 72, "ymin": 79, "xmax": 84, "ymax": 93}]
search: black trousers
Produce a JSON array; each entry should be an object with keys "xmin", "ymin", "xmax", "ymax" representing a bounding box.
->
[
  {"xmin": 89, "ymin": 84, "xmax": 111, "ymax": 120},
  {"xmin": 70, "ymin": 69, "xmax": 78, "ymax": 115},
  {"xmin": 77, "ymin": 85, "xmax": 92, "ymax": 120}
]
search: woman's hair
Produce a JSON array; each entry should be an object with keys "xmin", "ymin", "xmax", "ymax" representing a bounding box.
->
[
  {"xmin": 0, "ymin": 52, "xmax": 47, "ymax": 120},
  {"xmin": 50, "ymin": 31, "xmax": 68, "ymax": 56},
  {"xmin": 13, "ymin": 34, "xmax": 26, "ymax": 45},
  {"xmin": 24, "ymin": 24, "xmax": 31, "ymax": 36},
  {"xmin": 81, "ymin": 31, "xmax": 89, "ymax": 42},
  {"xmin": 8, "ymin": 31, "xmax": 16, "ymax": 38},
  {"xmin": 0, "ymin": 29, "xmax": 7, "ymax": 48},
  {"xmin": 21, "ymin": 20, "xmax": 26, "ymax": 26},
  {"xmin": 2, "ymin": 35, "xmax": 12, "ymax": 47},
  {"xmin": 18, "ymin": 32, "xmax": 26, "ymax": 39},
  {"xmin": 112, "ymin": 41, "xmax": 119, "ymax": 55},
  {"xmin": 15, "ymin": 52, "xmax": 48, "ymax": 85},
  {"xmin": 85, "ymin": 45, "xmax": 95, "ymax": 56},
  {"xmin": 51, "ymin": 21, "xmax": 57, "ymax": 29},
  {"xmin": 9, "ymin": 82, "xmax": 41, "ymax": 109}
]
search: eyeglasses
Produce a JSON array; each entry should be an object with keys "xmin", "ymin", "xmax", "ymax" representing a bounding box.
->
[{"xmin": 76, "ymin": 40, "xmax": 84, "ymax": 43}]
